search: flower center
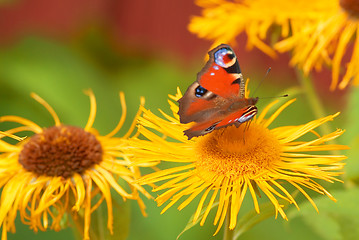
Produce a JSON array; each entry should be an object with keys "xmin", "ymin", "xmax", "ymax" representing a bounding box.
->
[
  {"xmin": 19, "ymin": 125, "xmax": 103, "ymax": 178},
  {"xmin": 340, "ymin": 0, "xmax": 359, "ymax": 17},
  {"xmin": 195, "ymin": 123, "xmax": 281, "ymax": 178}
]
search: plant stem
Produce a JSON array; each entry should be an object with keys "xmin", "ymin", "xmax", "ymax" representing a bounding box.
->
[
  {"xmin": 296, "ymin": 68, "xmax": 342, "ymax": 158},
  {"xmin": 70, "ymin": 213, "xmax": 86, "ymax": 240},
  {"xmin": 295, "ymin": 69, "xmax": 332, "ymax": 137},
  {"xmin": 223, "ymin": 201, "xmax": 234, "ymax": 240}
]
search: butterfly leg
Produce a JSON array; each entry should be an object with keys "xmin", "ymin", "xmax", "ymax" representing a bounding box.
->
[{"xmin": 242, "ymin": 120, "xmax": 253, "ymax": 144}]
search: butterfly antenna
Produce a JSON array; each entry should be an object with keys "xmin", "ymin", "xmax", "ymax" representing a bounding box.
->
[
  {"xmin": 251, "ymin": 67, "xmax": 271, "ymax": 97},
  {"xmin": 258, "ymin": 94, "xmax": 289, "ymax": 100}
]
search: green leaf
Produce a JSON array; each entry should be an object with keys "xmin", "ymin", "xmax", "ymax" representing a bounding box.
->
[
  {"xmin": 91, "ymin": 197, "xmax": 130, "ymax": 240},
  {"xmin": 287, "ymin": 188, "xmax": 359, "ymax": 240},
  {"xmin": 71, "ymin": 196, "xmax": 130, "ymax": 240},
  {"xmin": 234, "ymin": 202, "xmax": 278, "ymax": 239},
  {"xmin": 176, "ymin": 202, "xmax": 219, "ymax": 240},
  {"xmin": 233, "ymin": 191, "xmax": 296, "ymax": 240},
  {"xmin": 177, "ymin": 190, "xmax": 297, "ymax": 240}
]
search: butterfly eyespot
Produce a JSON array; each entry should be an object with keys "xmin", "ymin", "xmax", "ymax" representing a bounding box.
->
[
  {"xmin": 195, "ymin": 85, "xmax": 208, "ymax": 97},
  {"xmin": 227, "ymin": 53, "xmax": 235, "ymax": 60},
  {"xmin": 178, "ymin": 44, "xmax": 258, "ymax": 139},
  {"xmin": 214, "ymin": 48, "xmax": 236, "ymax": 68}
]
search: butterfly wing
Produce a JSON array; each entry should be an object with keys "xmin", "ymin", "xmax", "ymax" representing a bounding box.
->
[
  {"xmin": 197, "ymin": 44, "xmax": 245, "ymax": 99},
  {"xmin": 178, "ymin": 44, "xmax": 258, "ymax": 139},
  {"xmin": 183, "ymin": 105, "xmax": 258, "ymax": 139},
  {"xmin": 178, "ymin": 44, "xmax": 245, "ymax": 123}
]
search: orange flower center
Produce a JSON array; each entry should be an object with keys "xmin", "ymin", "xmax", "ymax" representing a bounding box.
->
[
  {"xmin": 340, "ymin": 0, "xmax": 359, "ymax": 17},
  {"xmin": 195, "ymin": 123, "xmax": 281, "ymax": 178},
  {"xmin": 19, "ymin": 125, "xmax": 103, "ymax": 178}
]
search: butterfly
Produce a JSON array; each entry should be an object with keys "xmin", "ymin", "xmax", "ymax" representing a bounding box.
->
[{"xmin": 178, "ymin": 44, "xmax": 258, "ymax": 140}]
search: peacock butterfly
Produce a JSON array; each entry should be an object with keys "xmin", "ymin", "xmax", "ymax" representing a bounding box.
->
[{"xmin": 178, "ymin": 44, "xmax": 258, "ymax": 139}]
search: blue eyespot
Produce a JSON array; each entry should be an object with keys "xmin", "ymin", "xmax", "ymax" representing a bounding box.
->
[
  {"xmin": 214, "ymin": 48, "xmax": 233, "ymax": 67},
  {"xmin": 195, "ymin": 85, "xmax": 208, "ymax": 97}
]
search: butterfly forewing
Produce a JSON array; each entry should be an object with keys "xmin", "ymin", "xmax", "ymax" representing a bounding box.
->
[
  {"xmin": 197, "ymin": 44, "xmax": 245, "ymax": 98},
  {"xmin": 178, "ymin": 44, "xmax": 258, "ymax": 139}
]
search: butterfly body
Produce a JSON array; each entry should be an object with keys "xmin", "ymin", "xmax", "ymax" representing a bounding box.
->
[{"xmin": 178, "ymin": 44, "xmax": 258, "ymax": 139}]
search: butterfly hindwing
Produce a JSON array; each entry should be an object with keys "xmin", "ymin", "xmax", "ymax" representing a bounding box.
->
[{"xmin": 178, "ymin": 44, "xmax": 258, "ymax": 139}]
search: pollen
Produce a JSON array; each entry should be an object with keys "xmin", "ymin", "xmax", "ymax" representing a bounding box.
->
[
  {"xmin": 195, "ymin": 123, "xmax": 281, "ymax": 177},
  {"xmin": 340, "ymin": 0, "xmax": 359, "ymax": 17},
  {"xmin": 19, "ymin": 125, "xmax": 103, "ymax": 178}
]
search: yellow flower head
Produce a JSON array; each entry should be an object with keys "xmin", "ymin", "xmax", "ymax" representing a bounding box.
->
[
  {"xmin": 129, "ymin": 88, "xmax": 348, "ymax": 234},
  {"xmin": 0, "ymin": 90, "xmax": 151, "ymax": 240},
  {"xmin": 189, "ymin": 0, "xmax": 359, "ymax": 90}
]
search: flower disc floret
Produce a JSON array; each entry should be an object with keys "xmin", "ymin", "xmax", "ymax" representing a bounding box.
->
[
  {"xmin": 19, "ymin": 125, "xmax": 103, "ymax": 178},
  {"xmin": 196, "ymin": 124, "xmax": 281, "ymax": 177}
]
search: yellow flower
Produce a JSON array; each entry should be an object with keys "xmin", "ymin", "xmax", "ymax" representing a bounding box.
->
[
  {"xmin": 128, "ymin": 88, "xmax": 348, "ymax": 234},
  {"xmin": 189, "ymin": 0, "xmax": 280, "ymax": 58},
  {"xmin": 0, "ymin": 90, "xmax": 150, "ymax": 240},
  {"xmin": 189, "ymin": 0, "xmax": 359, "ymax": 90}
]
